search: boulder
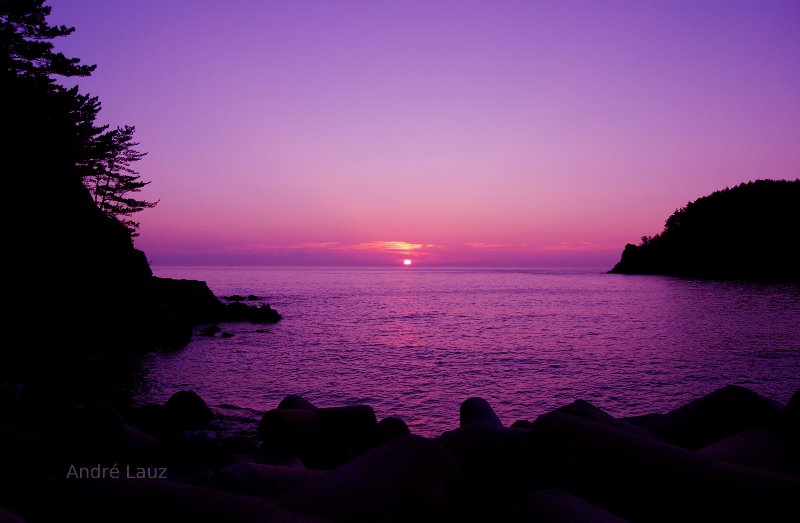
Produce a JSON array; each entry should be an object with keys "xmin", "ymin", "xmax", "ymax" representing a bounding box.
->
[
  {"xmin": 164, "ymin": 391, "xmax": 214, "ymax": 429},
  {"xmin": 783, "ymin": 388, "xmax": 799, "ymax": 435},
  {"xmin": 784, "ymin": 388, "xmax": 800, "ymax": 471},
  {"xmin": 697, "ymin": 429, "xmax": 792, "ymax": 474},
  {"xmin": 118, "ymin": 424, "xmax": 162, "ymax": 463},
  {"xmin": 221, "ymin": 435, "xmax": 261, "ymax": 455},
  {"xmin": 218, "ymin": 461, "xmax": 323, "ymax": 498},
  {"xmin": 376, "ymin": 417, "xmax": 410, "ymax": 444},
  {"xmin": 619, "ymin": 413, "xmax": 663, "ymax": 426},
  {"xmin": 125, "ymin": 403, "xmax": 173, "ymax": 438},
  {"xmin": 278, "ymin": 435, "xmax": 461, "ymax": 522},
  {"xmin": 159, "ymin": 437, "xmax": 230, "ymax": 475},
  {"xmin": 697, "ymin": 462, "xmax": 800, "ymax": 522},
  {"xmin": 518, "ymin": 411, "xmax": 711, "ymax": 522},
  {"xmin": 259, "ymin": 406, "xmax": 377, "ymax": 469},
  {"xmin": 556, "ymin": 400, "xmax": 658, "ymax": 439},
  {"xmin": 38, "ymin": 477, "xmax": 329, "ymax": 523},
  {"xmin": 460, "ymin": 397, "xmax": 503, "ymax": 428},
  {"xmin": 641, "ymin": 385, "xmax": 783, "ymax": 449},
  {"xmin": 148, "ymin": 281, "xmax": 282, "ymax": 332},
  {"xmin": 513, "ymin": 489, "xmax": 629, "ymax": 523},
  {"xmin": 436, "ymin": 424, "xmax": 529, "ymax": 518},
  {"xmin": 278, "ymin": 395, "xmax": 317, "ymax": 410},
  {"xmin": 316, "ymin": 406, "xmax": 377, "ymax": 456},
  {"xmin": 226, "ymin": 302, "xmax": 281, "ymax": 324},
  {"xmin": 259, "ymin": 409, "xmax": 323, "ymax": 455}
]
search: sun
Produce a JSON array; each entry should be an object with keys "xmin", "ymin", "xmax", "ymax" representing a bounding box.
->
[{"xmin": 403, "ymin": 259, "xmax": 412, "ymax": 266}]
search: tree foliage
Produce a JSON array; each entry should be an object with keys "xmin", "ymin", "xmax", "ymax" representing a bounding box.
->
[
  {"xmin": 1, "ymin": 0, "xmax": 155, "ymax": 236},
  {"xmin": 86, "ymin": 125, "xmax": 158, "ymax": 236},
  {"xmin": 1, "ymin": 0, "xmax": 94, "ymax": 77}
]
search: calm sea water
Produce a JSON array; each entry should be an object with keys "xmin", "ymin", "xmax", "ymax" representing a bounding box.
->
[{"xmin": 136, "ymin": 266, "xmax": 800, "ymax": 436}]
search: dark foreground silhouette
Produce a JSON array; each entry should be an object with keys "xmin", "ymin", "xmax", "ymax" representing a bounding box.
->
[
  {"xmin": 1, "ymin": 384, "xmax": 797, "ymax": 522},
  {"xmin": 610, "ymin": 179, "xmax": 800, "ymax": 282}
]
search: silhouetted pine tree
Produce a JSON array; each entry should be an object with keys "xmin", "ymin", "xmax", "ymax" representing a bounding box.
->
[
  {"xmin": 2, "ymin": 0, "xmax": 155, "ymax": 237},
  {"xmin": 87, "ymin": 125, "xmax": 157, "ymax": 235}
]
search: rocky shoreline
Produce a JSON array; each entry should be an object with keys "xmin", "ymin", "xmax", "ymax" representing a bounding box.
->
[
  {"xmin": 1, "ymin": 384, "xmax": 797, "ymax": 522},
  {"xmin": 148, "ymin": 277, "xmax": 282, "ymax": 346}
]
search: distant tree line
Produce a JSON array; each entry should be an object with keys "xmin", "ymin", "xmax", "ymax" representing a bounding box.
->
[{"xmin": 2, "ymin": 0, "xmax": 156, "ymax": 236}]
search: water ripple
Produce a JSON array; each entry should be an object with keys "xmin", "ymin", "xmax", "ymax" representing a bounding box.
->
[{"xmin": 136, "ymin": 267, "xmax": 800, "ymax": 436}]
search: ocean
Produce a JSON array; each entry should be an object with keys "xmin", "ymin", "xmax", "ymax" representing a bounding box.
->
[{"xmin": 136, "ymin": 266, "xmax": 800, "ymax": 436}]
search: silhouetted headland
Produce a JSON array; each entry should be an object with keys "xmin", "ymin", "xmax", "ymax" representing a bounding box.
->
[
  {"xmin": 4, "ymin": 175, "xmax": 280, "ymax": 373},
  {"xmin": 610, "ymin": 179, "xmax": 800, "ymax": 282}
]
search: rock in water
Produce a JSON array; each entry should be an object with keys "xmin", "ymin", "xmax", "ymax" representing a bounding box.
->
[
  {"xmin": 225, "ymin": 302, "xmax": 282, "ymax": 323},
  {"xmin": 151, "ymin": 277, "xmax": 226, "ymax": 324}
]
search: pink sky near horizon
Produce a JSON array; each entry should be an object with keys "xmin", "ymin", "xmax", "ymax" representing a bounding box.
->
[{"xmin": 50, "ymin": 1, "xmax": 800, "ymax": 266}]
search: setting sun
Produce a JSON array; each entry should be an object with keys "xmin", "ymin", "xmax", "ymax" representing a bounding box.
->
[{"xmin": 403, "ymin": 259, "xmax": 412, "ymax": 266}]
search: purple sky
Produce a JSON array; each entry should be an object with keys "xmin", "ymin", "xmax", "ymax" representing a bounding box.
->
[{"xmin": 50, "ymin": 1, "xmax": 800, "ymax": 266}]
